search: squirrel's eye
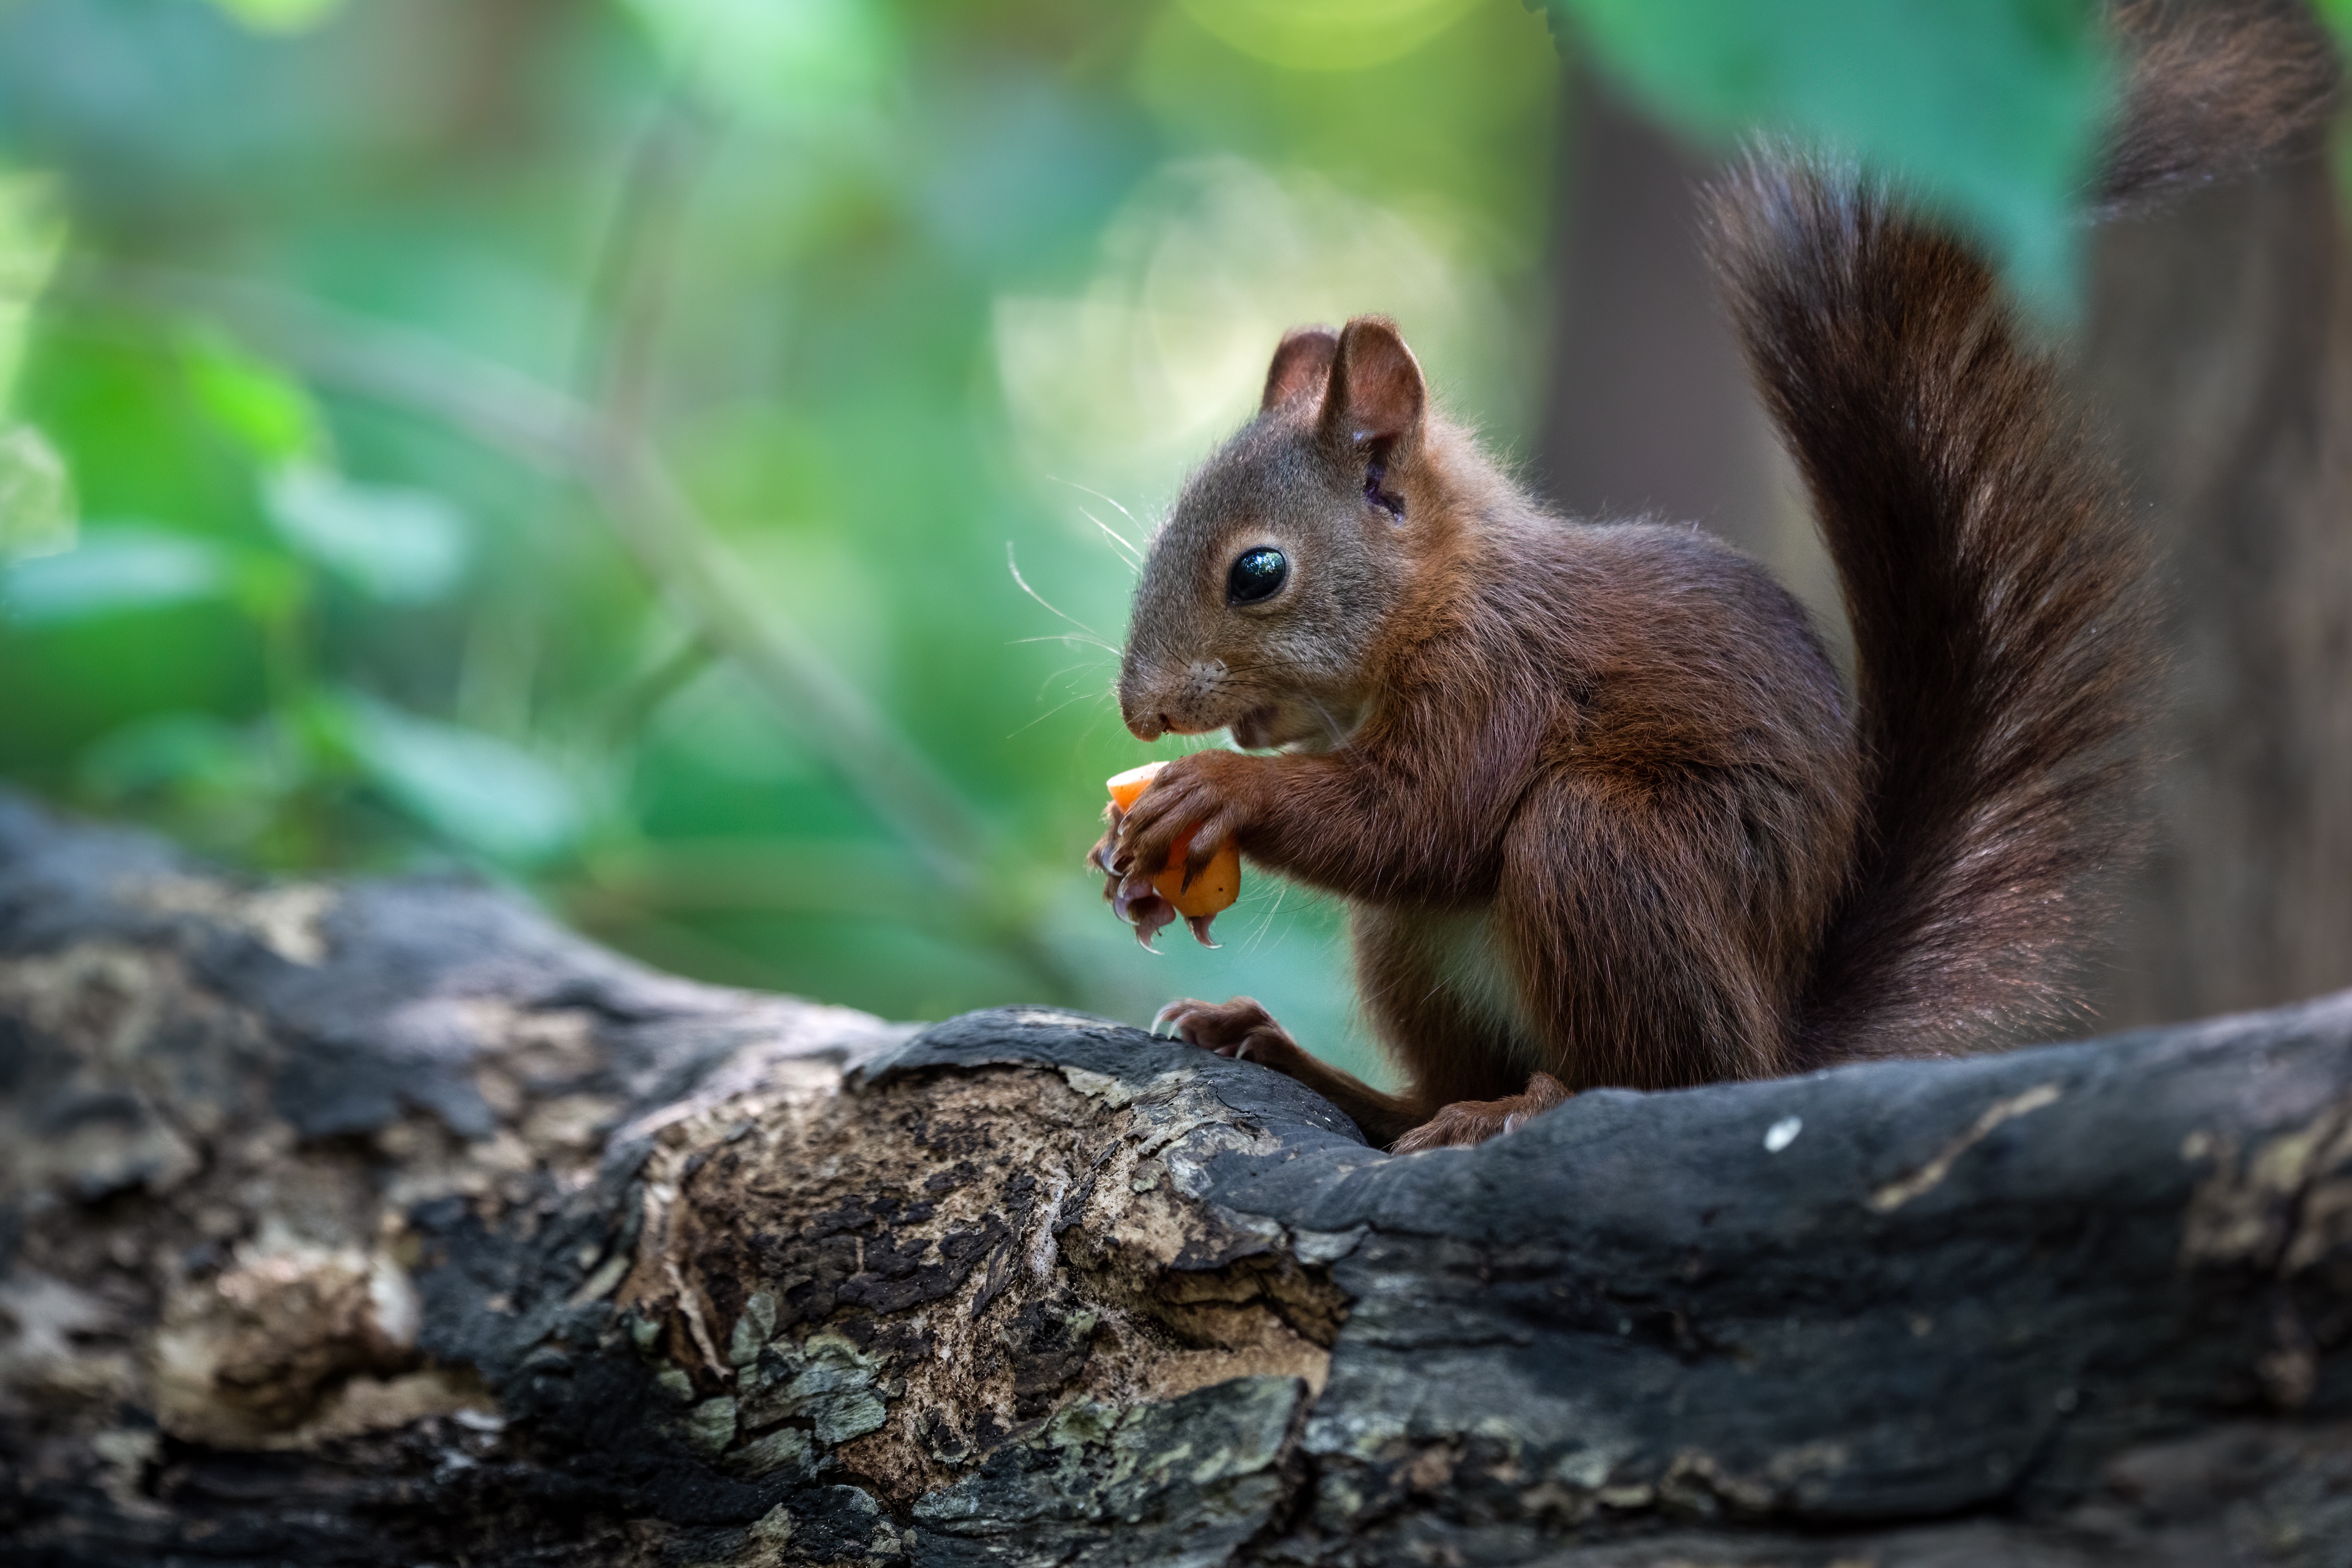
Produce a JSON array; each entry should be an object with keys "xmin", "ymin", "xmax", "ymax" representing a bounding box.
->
[{"xmin": 1227, "ymin": 547, "xmax": 1288, "ymax": 605}]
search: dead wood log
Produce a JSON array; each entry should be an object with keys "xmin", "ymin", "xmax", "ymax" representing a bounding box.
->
[{"xmin": 3, "ymin": 792, "xmax": 2352, "ymax": 1567}]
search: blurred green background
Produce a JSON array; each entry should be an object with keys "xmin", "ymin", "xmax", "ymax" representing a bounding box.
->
[
  {"xmin": 0, "ymin": 0, "xmax": 1587, "ymax": 1082},
  {"xmin": 0, "ymin": 0, "xmax": 2248, "ymax": 1079}
]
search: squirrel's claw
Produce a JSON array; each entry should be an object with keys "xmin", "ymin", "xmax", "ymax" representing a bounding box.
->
[{"xmin": 1114, "ymin": 872, "xmax": 1176, "ymax": 950}]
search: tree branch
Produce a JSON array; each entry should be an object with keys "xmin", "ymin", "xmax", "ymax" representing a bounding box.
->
[{"xmin": 5, "ymin": 795, "xmax": 2351, "ymax": 1564}]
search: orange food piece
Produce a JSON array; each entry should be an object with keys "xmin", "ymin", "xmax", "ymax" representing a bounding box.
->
[{"xmin": 1107, "ymin": 762, "xmax": 1241, "ymax": 918}]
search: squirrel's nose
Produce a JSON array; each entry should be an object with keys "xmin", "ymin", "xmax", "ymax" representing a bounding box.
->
[
  {"xmin": 1117, "ymin": 669, "xmax": 1169, "ymax": 740},
  {"xmin": 1119, "ymin": 689, "xmax": 1166, "ymax": 741}
]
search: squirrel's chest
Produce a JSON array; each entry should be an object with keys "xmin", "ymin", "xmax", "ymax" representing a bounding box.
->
[{"xmin": 1399, "ymin": 905, "xmax": 1541, "ymax": 1059}]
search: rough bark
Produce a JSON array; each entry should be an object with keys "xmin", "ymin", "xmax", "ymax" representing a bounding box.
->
[{"xmin": 4, "ymin": 792, "xmax": 2352, "ymax": 1567}]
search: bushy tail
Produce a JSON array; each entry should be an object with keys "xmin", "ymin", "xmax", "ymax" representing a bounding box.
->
[{"xmin": 1704, "ymin": 1, "xmax": 2338, "ymax": 1064}]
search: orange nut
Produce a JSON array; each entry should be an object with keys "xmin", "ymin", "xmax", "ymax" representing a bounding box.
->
[{"xmin": 1106, "ymin": 762, "xmax": 1241, "ymax": 918}]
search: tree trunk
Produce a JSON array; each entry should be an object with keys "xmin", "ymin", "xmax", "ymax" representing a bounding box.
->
[
  {"xmin": 2080, "ymin": 150, "xmax": 2352, "ymax": 1027},
  {"xmin": 1535, "ymin": 68, "xmax": 1844, "ymax": 645},
  {"xmin": 5, "ymin": 794, "xmax": 2352, "ymax": 1566}
]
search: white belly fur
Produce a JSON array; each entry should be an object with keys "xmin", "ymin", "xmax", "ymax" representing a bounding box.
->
[{"xmin": 1414, "ymin": 905, "xmax": 1541, "ymax": 1066}]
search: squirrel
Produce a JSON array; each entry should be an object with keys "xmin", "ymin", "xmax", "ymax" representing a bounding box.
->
[{"xmin": 1089, "ymin": 1, "xmax": 2338, "ymax": 1153}]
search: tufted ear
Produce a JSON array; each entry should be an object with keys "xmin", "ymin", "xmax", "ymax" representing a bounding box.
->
[
  {"xmin": 1261, "ymin": 325, "xmax": 1339, "ymax": 411},
  {"xmin": 1318, "ymin": 315, "xmax": 1426, "ymax": 454}
]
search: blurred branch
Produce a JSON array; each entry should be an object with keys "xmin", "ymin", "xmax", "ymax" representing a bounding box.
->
[
  {"xmin": 561, "ymin": 88, "xmax": 1001, "ymax": 896},
  {"xmin": 58, "ymin": 73, "xmax": 1095, "ymax": 1004},
  {"xmin": 590, "ymin": 442, "xmax": 998, "ymax": 886},
  {"xmin": 558, "ymin": 96, "xmax": 1094, "ymax": 1019},
  {"xmin": 570, "ymin": 837, "xmax": 938, "ymax": 925},
  {"xmin": 592, "ymin": 632, "xmax": 713, "ymax": 756},
  {"xmin": 577, "ymin": 87, "xmax": 706, "ymax": 441},
  {"xmin": 67, "ymin": 262, "xmax": 996, "ymax": 901}
]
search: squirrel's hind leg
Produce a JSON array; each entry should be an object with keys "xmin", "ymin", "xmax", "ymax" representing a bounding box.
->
[
  {"xmin": 1389, "ymin": 1073, "xmax": 1573, "ymax": 1153},
  {"xmin": 1154, "ymin": 995, "xmax": 1429, "ymax": 1147}
]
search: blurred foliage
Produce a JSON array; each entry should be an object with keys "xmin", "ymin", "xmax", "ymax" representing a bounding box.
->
[
  {"xmin": 1548, "ymin": 0, "xmax": 2111, "ymax": 315},
  {"xmin": 0, "ymin": 0, "xmax": 1564, "ymax": 1079},
  {"xmin": 0, "ymin": 0, "xmax": 2200, "ymax": 1073}
]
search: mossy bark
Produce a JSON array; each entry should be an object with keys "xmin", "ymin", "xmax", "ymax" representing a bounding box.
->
[{"xmin": 4, "ymin": 795, "xmax": 2351, "ymax": 1566}]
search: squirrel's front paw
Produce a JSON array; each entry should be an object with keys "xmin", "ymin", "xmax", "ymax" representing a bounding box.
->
[
  {"xmin": 1152, "ymin": 995, "xmax": 1307, "ymax": 1074},
  {"xmin": 1110, "ymin": 752, "xmax": 1256, "ymax": 888},
  {"xmin": 1090, "ymin": 806, "xmax": 1179, "ymax": 947}
]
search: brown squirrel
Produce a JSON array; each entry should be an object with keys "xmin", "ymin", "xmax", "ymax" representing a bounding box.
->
[{"xmin": 1090, "ymin": 1, "xmax": 2338, "ymax": 1153}]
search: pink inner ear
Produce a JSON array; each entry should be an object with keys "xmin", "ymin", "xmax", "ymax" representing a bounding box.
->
[
  {"xmin": 1330, "ymin": 319, "xmax": 1426, "ymax": 446},
  {"xmin": 1262, "ymin": 326, "xmax": 1339, "ymax": 411}
]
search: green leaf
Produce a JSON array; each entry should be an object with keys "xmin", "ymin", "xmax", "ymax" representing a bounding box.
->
[
  {"xmin": 3, "ymin": 526, "xmax": 227, "ymax": 626},
  {"xmin": 81, "ymin": 710, "xmax": 285, "ymax": 803},
  {"xmin": 0, "ymin": 424, "xmax": 75, "ymax": 562},
  {"xmin": 76, "ymin": 711, "xmax": 301, "ymax": 860},
  {"xmin": 0, "ymin": 174, "xmax": 64, "ymax": 417},
  {"xmin": 206, "ymin": 0, "xmax": 347, "ymax": 35},
  {"xmin": 223, "ymin": 549, "xmax": 306, "ymax": 626},
  {"xmin": 181, "ymin": 327, "xmax": 326, "ymax": 466},
  {"xmin": 335, "ymin": 694, "xmax": 584, "ymax": 864},
  {"xmin": 264, "ymin": 464, "xmax": 469, "ymax": 604},
  {"xmin": 1548, "ymin": 0, "xmax": 2114, "ymax": 315}
]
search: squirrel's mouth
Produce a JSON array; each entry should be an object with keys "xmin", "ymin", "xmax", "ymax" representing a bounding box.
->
[
  {"xmin": 1229, "ymin": 699, "xmax": 1363, "ymax": 753},
  {"xmin": 1228, "ymin": 705, "xmax": 1283, "ymax": 749}
]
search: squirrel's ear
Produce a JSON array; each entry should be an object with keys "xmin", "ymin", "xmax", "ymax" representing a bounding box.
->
[
  {"xmin": 1319, "ymin": 316, "xmax": 1425, "ymax": 452},
  {"xmin": 1262, "ymin": 326, "xmax": 1339, "ymax": 411}
]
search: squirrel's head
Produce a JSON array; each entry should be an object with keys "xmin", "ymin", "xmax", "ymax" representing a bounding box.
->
[{"xmin": 1117, "ymin": 315, "xmax": 1437, "ymax": 751}]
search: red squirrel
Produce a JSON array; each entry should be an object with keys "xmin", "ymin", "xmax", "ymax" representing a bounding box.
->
[{"xmin": 1090, "ymin": 1, "xmax": 2337, "ymax": 1153}]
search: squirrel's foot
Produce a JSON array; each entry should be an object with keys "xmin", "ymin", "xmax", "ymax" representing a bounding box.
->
[
  {"xmin": 1152, "ymin": 995, "xmax": 1309, "ymax": 1074},
  {"xmin": 1390, "ymin": 1072, "xmax": 1572, "ymax": 1153}
]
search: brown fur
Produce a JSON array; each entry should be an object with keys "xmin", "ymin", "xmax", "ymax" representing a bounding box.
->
[{"xmin": 1100, "ymin": 2, "xmax": 2336, "ymax": 1151}]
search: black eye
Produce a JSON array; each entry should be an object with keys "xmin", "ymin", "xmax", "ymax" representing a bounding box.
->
[{"xmin": 1227, "ymin": 547, "xmax": 1287, "ymax": 605}]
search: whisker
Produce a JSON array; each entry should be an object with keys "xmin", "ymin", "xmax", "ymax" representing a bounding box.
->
[
  {"xmin": 1244, "ymin": 878, "xmax": 1290, "ymax": 955},
  {"xmin": 1077, "ymin": 508, "xmax": 1144, "ymax": 572},
  {"xmin": 1007, "ymin": 688, "xmax": 1102, "ymax": 738},
  {"xmin": 1305, "ymin": 694, "xmax": 1353, "ymax": 750},
  {"xmin": 1045, "ymin": 475, "xmax": 1151, "ymax": 548},
  {"xmin": 1012, "ymin": 633, "xmax": 1121, "ymax": 655},
  {"xmin": 1007, "ymin": 544, "xmax": 1118, "ymax": 652},
  {"xmin": 1034, "ymin": 659, "xmax": 1113, "ymax": 702}
]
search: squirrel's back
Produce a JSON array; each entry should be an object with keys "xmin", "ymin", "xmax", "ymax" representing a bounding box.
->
[{"xmin": 1703, "ymin": 0, "xmax": 2338, "ymax": 1065}]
